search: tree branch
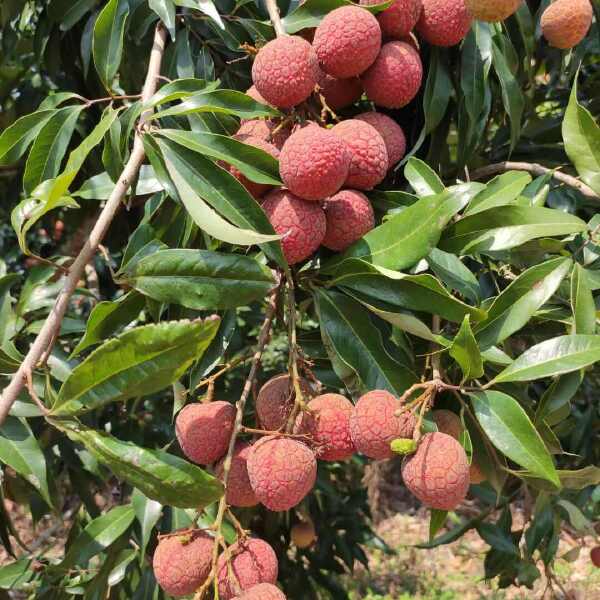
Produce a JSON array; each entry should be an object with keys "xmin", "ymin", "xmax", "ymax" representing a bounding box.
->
[
  {"xmin": 469, "ymin": 161, "xmax": 599, "ymax": 201},
  {"xmin": 0, "ymin": 24, "xmax": 168, "ymax": 426},
  {"xmin": 264, "ymin": 0, "xmax": 286, "ymax": 37}
]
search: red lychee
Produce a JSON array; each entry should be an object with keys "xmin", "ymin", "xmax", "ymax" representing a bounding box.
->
[
  {"xmin": 229, "ymin": 136, "xmax": 280, "ymax": 199},
  {"xmin": 247, "ymin": 436, "xmax": 317, "ymax": 511},
  {"xmin": 217, "ymin": 538, "xmax": 278, "ymax": 600},
  {"xmin": 296, "ymin": 393, "xmax": 355, "ymax": 461},
  {"xmin": 349, "ymin": 390, "xmax": 416, "ymax": 460},
  {"xmin": 401, "ymin": 432, "xmax": 470, "ymax": 510},
  {"xmin": 331, "ymin": 119, "xmax": 388, "ymax": 190},
  {"xmin": 541, "ymin": 0, "xmax": 593, "ymax": 49},
  {"xmin": 361, "ymin": 41, "xmax": 423, "ymax": 109},
  {"xmin": 236, "ymin": 119, "xmax": 291, "ymax": 150},
  {"xmin": 417, "ymin": 0, "xmax": 472, "ymax": 46},
  {"xmin": 215, "ymin": 441, "xmax": 258, "ymax": 508},
  {"xmin": 246, "ymin": 85, "xmax": 270, "ymax": 106},
  {"xmin": 233, "ymin": 583, "xmax": 287, "ymax": 600},
  {"xmin": 322, "ymin": 190, "xmax": 375, "ymax": 252},
  {"xmin": 261, "ymin": 189, "xmax": 326, "ymax": 265},
  {"xmin": 432, "ymin": 409, "xmax": 463, "ymax": 440},
  {"xmin": 360, "ymin": 0, "xmax": 423, "ymax": 39},
  {"xmin": 313, "ymin": 6, "xmax": 382, "ymax": 78},
  {"xmin": 153, "ymin": 530, "xmax": 213, "ymax": 597},
  {"xmin": 355, "ymin": 111, "xmax": 407, "ymax": 166},
  {"xmin": 291, "ymin": 520, "xmax": 317, "ymax": 548},
  {"xmin": 317, "ymin": 70, "xmax": 363, "ymax": 110},
  {"xmin": 255, "ymin": 374, "xmax": 312, "ymax": 431},
  {"xmin": 252, "ymin": 36, "xmax": 319, "ymax": 108},
  {"xmin": 176, "ymin": 401, "xmax": 235, "ymax": 465},
  {"xmin": 279, "ymin": 125, "xmax": 351, "ymax": 201},
  {"xmin": 591, "ymin": 546, "xmax": 600, "ymax": 568}
]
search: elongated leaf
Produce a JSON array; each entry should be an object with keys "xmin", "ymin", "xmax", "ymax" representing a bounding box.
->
[
  {"xmin": 470, "ymin": 391, "xmax": 560, "ymax": 487},
  {"xmin": 570, "ymin": 264, "xmax": 595, "ymax": 334},
  {"xmin": 62, "ymin": 424, "xmax": 223, "ymax": 507},
  {"xmin": 147, "ymin": 78, "xmax": 218, "ymax": 107},
  {"xmin": 493, "ymin": 335, "xmax": 600, "ymax": 383},
  {"xmin": 52, "ymin": 318, "xmax": 220, "ymax": 415},
  {"xmin": 0, "ymin": 110, "xmax": 55, "ymax": 165},
  {"xmin": 423, "ymin": 48, "xmax": 452, "ymax": 135},
  {"xmin": 404, "ymin": 158, "xmax": 444, "ymax": 196},
  {"xmin": 283, "ymin": 0, "xmax": 355, "ymax": 32},
  {"xmin": 465, "ymin": 171, "xmax": 531, "ymax": 216},
  {"xmin": 427, "ymin": 248, "xmax": 481, "ymax": 303},
  {"xmin": 93, "ymin": 0, "xmax": 130, "ymax": 89},
  {"xmin": 173, "ymin": 0, "xmax": 225, "ymax": 29},
  {"xmin": 74, "ymin": 165, "xmax": 162, "ymax": 200},
  {"xmin": 450, "ymin": 316, "xmax": 484, "ymax": 381},
  {"xmin": 131, "ymin": 489, "xmax": 163, "ymax": 561},
  {"xmin": 557, "ymin": 466, "xmax": 600, "ymax": 490},
  {"xmin": 0, "ymin": 559, "xmax": 35, "ymax": 589},
  {"xmin": 149, "ymin": 0, "xmax": 176, "ymax": 39}
]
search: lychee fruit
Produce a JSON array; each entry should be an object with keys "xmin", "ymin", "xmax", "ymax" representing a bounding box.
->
[
  {"xmin": 229, "ymin": 136, "xmax": 280, "ymax": 199},
  {"xmin": 432, "ymin": 409, "xmax": 463, "ymax": 441},
  {"xmin": 360, "ymin": 0, "xmax": 423, "ymax": 39},
  {"xmin": 591, "ymin": 546, "xmax": 600, "ymax": 568},
  {"xmin": 295, "ymin": 393, "xmax": 355, "ymax": 461},
  {"xmin": 247, "ymin": 436, "xmax": 317, "ymax": 511},
  {"xmin": 261, "ymin": 189, "xmax": 326, "ymax": 265},
  {"xmin": 541, "ymin": 0, "xmax": 593, "ymax": 49},
  {"xmin": 317, "ymin": 70, "xmax": 363, "ymax": 110},
  {"xmin": 349, "ymin": 390, "xmax": 416, "ymax": 460},
  {"xmin": 469, "ymin": 460, "xmax": 486, "ymax": 484},
  {"xmin": 313, "ymin": 6, "xmax": 382, "ymax": 78},
  {"xmin": 322, "ymin": 190, "xmax": 375, "ymax": 251},
  {"xmin": 252, "ymin": 35, "xmax": 319, "ymax": 108},
  {"xmin": 331, "ymin": 119, "xmax": 388, "ymax": 190},
  {"xmin": 176, "ymin": 401, "xmax": 235, "ymax": 465},
  {"xmin": 401, "ymin": 432, "xmax": 470, "ymax": 510},
  {"xmin": 153, "ymin": 530, "xmax": 213, "ymax": 597},
  {"xmin": 233, "ymin": 583, "xmax": 287, "ymax": 600},
  {"xmin": 355, "ymin": 111, "xmax": 407, "ymax": 166},
  {"xmin": 465, "ymin": 0, "xmax": 521, "ymax": 22},
  {"xmin": 216, "ymin": 538, "xmax": 278, "ymax": 599},
  {"xmin": 255, "ymin": 374, "xmax": 312, "ymax": 430},
  {"xmin": 291, "ymin": 520, "xmax": 317, "ymax": 548},
  {"xmin": 279, "ymin": 125, "xmax": 351, "ymax": 200},
  {"xmin": 215, "ymin": 441, "xmax": 258, "ymax": 508},
  {"xmin": 361, "ymin": 41, "xmax": 423, "ymax": 108},
  {"xmin": 245, "ymin": 85, "xmax": 270, "ymax": 106},
  {"xmin": 236, "ymin": 119, "xmax": 291, "ymax": 150},
  {"xmin": 417, "ymin": 0, "xmax": 472, "ymax": 46}
]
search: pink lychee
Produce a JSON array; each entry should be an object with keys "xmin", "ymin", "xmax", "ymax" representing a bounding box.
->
[
  {"xmin": 317, "ymin": 70, "xmax": 363, "ymax": 110},
  {"xmin": 255, "ymin": 374, "xmax": 312, "ymax": 431},
  {"xmin": 416, "ymin": 0, "xmax": 472, "ymax": 46},
  {"xmin": 232, "ymin": 583, "xmax": 287, "ymax": 600},
  {"xmin": 360, "ymin": 0, "xmax": 423, "ymax": 39},
  {"xmin": 323, "ymin": 190, "xmax": 375, "ymax": 252},
  {"xmin": 215, "ymin": 441, "xmax": 258, "ymax": 508},
  {"xmin": 230, "ymin": 136, "xmax": 280, "ymax": 199},
  {"xmin": 355, "ymin": 111, "xmax": 407, "ymax": 166},
  {"xmin": 236, "ymin": 119, "xmax": 291, "ymax": 150}
]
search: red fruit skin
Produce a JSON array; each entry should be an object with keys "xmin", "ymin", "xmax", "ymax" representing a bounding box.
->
[
  {"xmin": 541, "ymin": 0, "xmax": 593, "ymax": 49},
  {"xmin": 233, "ymin": 583, "xmax": 287, "ymax": 600},
  {"xmin": 247, "ymin": 436, "xmax": 317, "ymax": 511},
  {"xmin": 355, "ymin": 111, "xmax": 407, "ymax": 166},
  {"xmin": 417, "ymin": 0, "xmax": 472, "ymax": 46},
  {"xmin": 153, "ymin": 531, "xmax": 213, "ymax": 597},
  {"xmin": 255, "ymin": 374, "xmax": 312, "ymax": 431},
  {"xmin": 215, "ymin": 441, "xmax": 258, "ymax": 507},
  {"xmin": 317, "ymin": 70, "xmax": 363, "ymax": 110},
  {"xmin": 313, "ymin": 6, "xmax": 382, "ymax": 78},
  {"xmin": 362, "ymin": 41, "xmax": 423, "ymax": 109},
  {"xmin": 401, "ymin": 432, "xmax": 470, "ymax": 510},
  {"xmin": 229, "ymin": 136, "xmax": 280, "ymax": 199},
  {"xmin": 331, "ymin": 119, "xmax": 388, "ymax": 190},
  {"xmin": 591, "ymin": 546, "xmax": 600, "ymax": 568},
  {"xmin": 252, "ymin": 36, "xmax": 319, "ymax": 108},
  {"xmin": 296, "ymin": 393, "xmax": 356, "ymax": 461},
  {"xmin": 237, "ymin": 119, "xmax": 291, "ymax": 150},
  {"xmin": 245, "ymin": 85, "xmax": 270, "ymax": 105},
  {"xmin": 349, "ymin": 390, "xmax": 416, "ymax": 460},
  {"xmin": 279, "ymin": 125, "xmax": 351, "ymax": 201},
  {"xmin": 176, "ymin": 401, "xmax": 235, "ymax": 465},
  {"xmin": 262, "ymin": 189, "xmax": 326, "ymax": 265},
  {"xmin": 323, "ymin": 190, "xmax": 375, "ymax": 252},
  {"xmin": 217, "ymin": 538, "xmax": 278, "ymax": 600},
  {"xmin": 360, "ymin": 0, "xmax": 422, "ymax": 39}
]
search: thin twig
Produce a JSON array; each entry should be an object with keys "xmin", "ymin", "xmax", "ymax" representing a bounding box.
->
[{"xmin": 264, "ymin": 0, "xmax": 286, "ymax": 37}]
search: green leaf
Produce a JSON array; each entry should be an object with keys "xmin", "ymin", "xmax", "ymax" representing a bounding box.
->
[
  {"xmin": 474, "ymin": 257, "xmax": 572, "ymax": 349},
  {"xmin": 149, "ymin": 0, "xmax": 176, "ymax": 40},
  {"xmin": 74, "ymin": 165, "xmax": 162, "ymax": 200},
  {"xmin": 450, "ymin": 316, "xmax": 484, "ymax": 381},
  {"xmin": 469, "ymin": 391, "xmax": 560, "ymax": 487},
  {"xmin": 570, "ymin": 264, "xmax": 596, "ymax": 334},
  {"xmin": 557, "ymin": 466, "xmax": 600, "ymax": 490},
  {"xmin": 282, "ymin": 0, "xmax": 359, "ymax": 32},
  {"xmin": 0, "ymin": 109, "xmax": 55, "ymax": 165},
  {"xmin": 404, "ymin": 158, "xmax": 445, "ymax": 196},
  {"xmin": 93, "ymin": 0, "xmax": 130, "ymax": 90},
  {"xmin": 0, "ymin": 417, "xmax": 53, "ymax": 508},
  {"xmin": 562, "ymin": 74, "xmax": 600, "ymax": 196},
  {"xmin": 52, "ymin": 318, "xmax": 220, "ymax": 415},
  {"xmin": 427, "ymin": 248, "xmax": 481, "ymax": 304},
  {"xmin": 0, "ymin": 559, "xmax": 35, "ymax": 589},
  {"xmin": 465, "ymin": 171, "xmax": 532, "ymax": 216},
  {"xmin": 121, "ymin": 249, "xmax": 275, "ymax": 310},
  {"xmin": 477, "ymin": 522, "xmax": 519, "ymax": 556},
  {"xmin": 146, "ymin": 78, "xmax": 218, "ymax": 107},
  {"xmin": 429, "ymin": 510, "xmax": 448, "ymax": 541},
  {"xmin": 173, "ymin": 0, "xmax": 224, "ymax": 29},
  {"xmin": 440, "ymin": 206, "xmax": 587, "ymax": 255},
  {"xmin": 493, "ymin": 335, "xmax": 600, "ymax": 383},
  {"xmin": 132, "ymin": 489, "xmax": 163, "ymax": 563},
  {"xmin": 423, "ymin": 48, "xmax": 452, "ymax": 135},
  {"xmin": 61, "ymin": 424, "xmax": 223, "ymax": 507},
  {"xmin": 535, "ymin": 371, "xmax": 582, "ymax": 425}
]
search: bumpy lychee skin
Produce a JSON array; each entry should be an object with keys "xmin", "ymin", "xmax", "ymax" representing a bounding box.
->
[
  {"xmin": 362, "ymin": 41, "xmax": 423, "ymax": 109},
  {"xmin": 247, "ymin": 436, "xmax": 317, "ymax": 511},
  {"xmin": 296, "ymin": 393, "xmax": 355, "ymax": 461},
  {"xmin": 401, "ymin": 432, "xmax": 470, "ymax": 510},
  {"xmin": 153, "ymin": 530, "xmax": 213, "ymax": 597},
  {"xmin": 233, "ymin": 583, "xmax": 287, "ymax": 600},
  {"xmin": 176, "ymin": 401, "xmax": 235, "ymax": 465},
  {"xmin": 355, "ymin": 112, "xmax": 407, "ymax": 166},
  {"xmin": 541, "ymin": 0, "xmax": 593, "ymax": 49},
  {"xmin": 331, "ymin": 120, "xmax": 388, "ymax": 190},
  {"xmin": 317, "ymin": 70, "xmax": 363, "ymax": 110},
  {"xmin": 291, "ymin": 520, "xmax": 317, "ymax": 548},
  {"xmin": 216, "ymin": 538, "xmax": 278, "ymax": 600},
  {"xmin": 279, "ymin": 125, "xmax": 351, "ymax": 201},
  {"xmin": 417, "ymin": 0, "xmax": 472, "ymax": 46},
  {"xmin": 465, "ymin": 0, "xmax": 521, "ymax": 22},
  {"xmin": 246, "ymin": 85, "xmax": 270, "ymax": 106},
  {"xmin": 255, "ymin": 374, "xmax": 312, "ymax": 430},
  {"xmin": 252, "ymin": 36, "xmax": 319, "ymax": 108},
  {"xmin": 215, "ymin": 441, "xmax": 258, "ymax": 508},
  {"xmin": 313, "ymin": 6, "xmax": 382, "ymax": 78},
  {"xmin": 230, "ymin": 136, "xmax": 280, "ymax": 199},
  {"xmin": 361, "ymin": 0, "xmax": 423, "ymax": 39},
  {"xmin": 323, "ymin": 190, "xmax": 375, "ymax": 252},
  {"xmin": 262, "ymin": 190, "xmax": 326, "ymax": 265},
  {"xmin": 349, "ymin": 390, "xmax": 416, "ymax": 460},
  {"xmin": 237, "ymin": 119, "xmax": 291, "ymax": 150},
  {"xmin": 591, "ymin": 546, "xmax": 600, "ymax": 568},
  {"xmin": 432, "ymin": 409, "xmax": 463, "ymax": 440}
]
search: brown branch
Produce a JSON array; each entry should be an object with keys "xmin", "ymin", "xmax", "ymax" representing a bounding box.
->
[
  {"xmin": 470, "ymin": 161, "xmax": 599, "ymax": 201},
  {"xmin": 265, "ymin": 0, "xmax": 286, "ymax": 37},
  {"xmin": 0, "ymin": 24, "xmax": 168, "ymax": 426}
]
